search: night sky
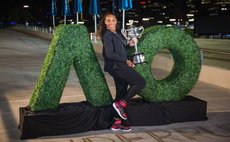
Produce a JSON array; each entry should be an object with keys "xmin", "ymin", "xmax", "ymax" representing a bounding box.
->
[
  {"xmin": 0, "ymin": 0, "xmax": 14, "ymax": 16},
  {"xmin": 0, "ymin": 0, "xmax": 49, "ymax": 19}
]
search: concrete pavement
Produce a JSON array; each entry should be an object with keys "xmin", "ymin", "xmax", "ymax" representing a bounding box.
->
[{"xmin": 0, "ymin": 29, "xmax": 230, "ymax": 142}]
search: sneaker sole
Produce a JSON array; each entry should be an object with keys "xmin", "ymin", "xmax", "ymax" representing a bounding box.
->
[
  {"xmin": 111, "ymin": 128, "xmax": 132, "ymax": 132},
  {"xmin": 113, "ymin": 103, "xmax": 127, "ymax": 120},
  {"xmin": 111, "ymin": 128, "xmax": 121, "ymax": 131},
  {"xmin": 122, "ymin": 129, "xmax": 132, "ymax": 132}
]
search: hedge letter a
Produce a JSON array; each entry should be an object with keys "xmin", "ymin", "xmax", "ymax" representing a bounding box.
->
[{"xmin": 29, "ymin": 25, "xmax": 113, "ymax": 112}]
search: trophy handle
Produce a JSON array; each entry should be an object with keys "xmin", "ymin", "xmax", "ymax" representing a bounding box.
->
[
  {"xmin": 138, "ymin": 26, "xmax": 144, "ymax": 38},
  {"xmin": 121, "ymin": 29, "xmax": 129, "ymax": 40}
]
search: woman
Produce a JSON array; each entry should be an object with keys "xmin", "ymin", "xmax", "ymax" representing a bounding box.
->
[{"xmin": 97, "ymin": 12, "xmax": 146, "ymax": 132}]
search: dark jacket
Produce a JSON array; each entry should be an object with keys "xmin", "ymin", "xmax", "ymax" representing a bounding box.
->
[{"xmin": 102, "ymin": 29, "xmax": 128, "ymax": 72}]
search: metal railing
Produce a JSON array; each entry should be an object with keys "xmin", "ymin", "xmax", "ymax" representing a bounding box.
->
[
  {"xmin": 15, "ymin": 24, "xmax": 54, "ymax": 34},
  {"xmin": 14, "ymin": 24, "xmax": 101, "ymax": 43}
]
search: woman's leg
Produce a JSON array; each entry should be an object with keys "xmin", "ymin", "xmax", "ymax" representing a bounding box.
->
[
  {"xmin": 109, "ymin": 71, "xmax": 131, "ymax": 131},
  {"xmin": 114, "ymin": 67, "xmax": 146, "ymax": 103},
  {"xmin": 112, "ymin": 67, "xmax": 146, "ymax": 120},
  {"xmin": 108, "ymin": 71, "xmax": 128, "ymax": 101}
]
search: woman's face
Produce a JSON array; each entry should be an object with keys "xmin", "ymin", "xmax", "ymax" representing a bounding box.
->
[{"xmin": 105, "ymin": 14, "xmax": 117, "ymax": 32}]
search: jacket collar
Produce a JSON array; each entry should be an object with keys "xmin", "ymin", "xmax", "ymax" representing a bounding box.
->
[{"xmin": 106, "ymin": 29, "xmax": 127, "ymax": 46}]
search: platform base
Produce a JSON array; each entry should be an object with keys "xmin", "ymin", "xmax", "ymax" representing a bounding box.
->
[{"xmin": 19, "ymin": 96, "xmax": 207, "ymax": 139}]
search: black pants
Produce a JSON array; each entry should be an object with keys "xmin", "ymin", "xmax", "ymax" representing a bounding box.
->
[
  {"xmin": 108, "ymin": 66, "xmax": 145, "ymax": 123},
  {"xmin": 108, "ymin": 66, "xmax": 146, "ymax": 103}
]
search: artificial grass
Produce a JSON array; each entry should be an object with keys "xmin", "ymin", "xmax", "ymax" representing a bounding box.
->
[
  {"xmin": 130, "ymin": 25, "xmax": 201, "ymax": 102},
  {"xmin": 29, "ymin": 24, "xmax": 113, "ymax": 111}
]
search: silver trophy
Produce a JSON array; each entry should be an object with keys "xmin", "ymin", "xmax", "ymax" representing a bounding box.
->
[{"xmin": 121, "ymin": 25, "xmax": 145, "ymax": 64}]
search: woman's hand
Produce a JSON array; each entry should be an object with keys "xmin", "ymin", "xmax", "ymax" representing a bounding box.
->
[
  {"xmin": 126, "ymin": 60, "xmax": 135, "ymax": 68},
  {"xmin": 128, "ymin": 37, "xmax": 138, "ymax": 47}
]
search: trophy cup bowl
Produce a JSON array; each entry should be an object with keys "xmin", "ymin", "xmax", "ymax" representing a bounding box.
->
[
  {"xmin": 121, "ymin": 26, "xmax": 145, "ymax": 64},
  {"xmin": 131, "ymin": 52, "xmax": 145, "ymax": 64}
]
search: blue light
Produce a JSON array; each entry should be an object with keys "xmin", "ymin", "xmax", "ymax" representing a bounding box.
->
[{"xmin": 9, "ymin": 21, "xmax": 16, "ymax": 25}]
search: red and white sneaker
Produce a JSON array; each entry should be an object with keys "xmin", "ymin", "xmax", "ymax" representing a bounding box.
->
[
  {"xmin": 113, "ymin": 102, "xmax": 127, "ymax": 120},
  {"xmin": 111, "ymin": 124, "xmax": 132, "ymax": 132}
]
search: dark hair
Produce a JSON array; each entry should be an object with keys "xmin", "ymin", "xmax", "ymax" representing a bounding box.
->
[{"xmin": 97, "ymin": 12, "xmax": 117, "ymax": 39}]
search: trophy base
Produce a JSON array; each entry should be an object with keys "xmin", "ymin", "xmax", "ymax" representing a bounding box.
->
[{"xmin": 131, "ymin": 52, "xmax": 145, "ymax": 64}]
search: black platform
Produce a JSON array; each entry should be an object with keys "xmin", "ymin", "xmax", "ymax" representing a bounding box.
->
[{"xmin": 18, "ymin": 96, "xmax": 208, "ymax": 139}]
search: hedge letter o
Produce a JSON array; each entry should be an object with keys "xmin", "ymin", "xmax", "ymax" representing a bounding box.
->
[{"xmin": 132, "ymin": 26, "xmax": 202, "ymax": 102}]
